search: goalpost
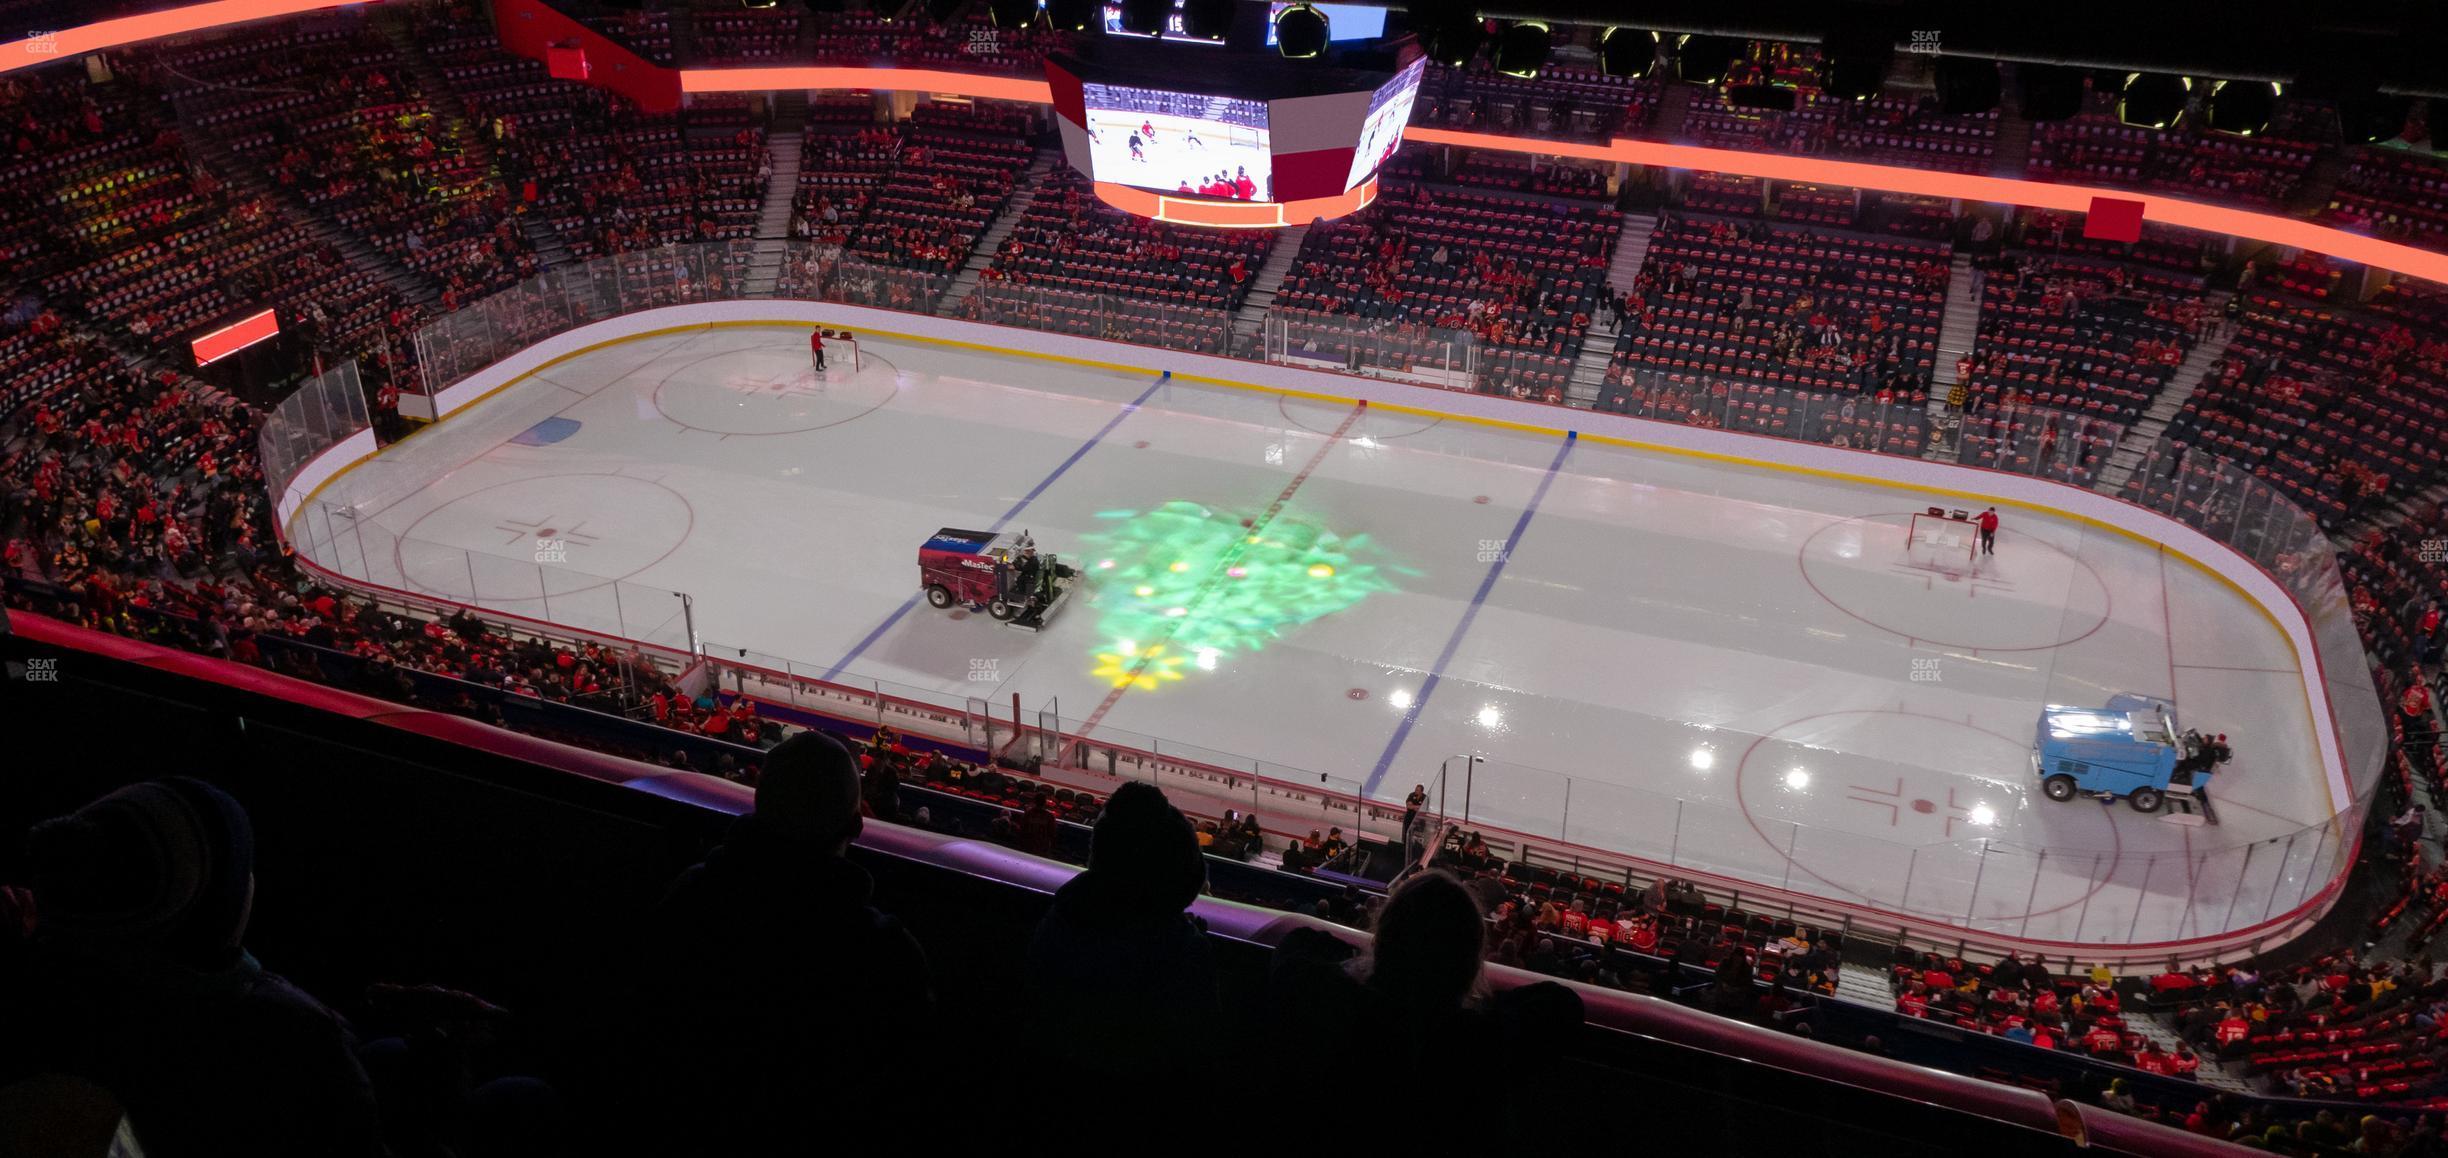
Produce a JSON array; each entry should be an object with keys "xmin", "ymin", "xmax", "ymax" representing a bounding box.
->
[
  {"xmin": 814, "ymin": 328, "xmax": 860, "ymax": 374},
  {"xmin": 1906, "ymin": 510, "xmax": 1979, "ymax": 569}
]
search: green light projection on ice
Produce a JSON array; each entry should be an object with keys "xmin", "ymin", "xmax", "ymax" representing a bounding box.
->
[{"xmin": 1080, "ymin": 501, "xmax": 1409, "ymax": 690}]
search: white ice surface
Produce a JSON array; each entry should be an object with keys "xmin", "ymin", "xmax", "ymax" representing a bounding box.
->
[{"xmin": 305, "ymin": 327, "xmax": 2347, "ymax": 943}]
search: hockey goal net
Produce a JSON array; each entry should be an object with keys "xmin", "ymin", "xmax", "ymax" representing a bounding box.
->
[
  {"xmin": 1906, "ymin": 511, "xmax": 1978, "ymax": 567},
  {"xmin": 815, "ymin": 329, "xmax": 860, "ymax": 374}
]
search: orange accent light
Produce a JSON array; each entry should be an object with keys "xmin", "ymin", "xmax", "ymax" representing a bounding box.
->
[
  {"xmin": 2, "ymin": 0, "xmax": 357, "ymax": 73},
  {"xmin": 1402, "ymin": 126, "xmax": 2448, "ymax": 288},
  {"xmin": 681, "ymin": 66, "xmax": 1055, "ymax": 104},
  {"xmin": 191, "ymin": 308, "xmax": 281, "ymax": 367},
  {"xmin": 1089, "ymin": 179, "xmax": 1377, "ymax": 228}
]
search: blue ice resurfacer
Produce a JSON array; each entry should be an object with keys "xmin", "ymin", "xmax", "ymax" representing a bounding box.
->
[{"xmin": 2032, "ymin": 693, "xmax": 2221, "ymax": 822}]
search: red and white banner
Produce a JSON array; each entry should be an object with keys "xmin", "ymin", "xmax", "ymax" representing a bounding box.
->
[{"xmin": 191, "ymin": 308, "xmax": 278, "ymax": 367}]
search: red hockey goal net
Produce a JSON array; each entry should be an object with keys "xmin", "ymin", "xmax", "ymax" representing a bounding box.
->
[
  {"xmin": 1906, "ymin": 511, "xmax": 1978, "ymax": 568},
  {"xmin": 814, "ymin": 329, "xmax": 860, "ymax": 374}
]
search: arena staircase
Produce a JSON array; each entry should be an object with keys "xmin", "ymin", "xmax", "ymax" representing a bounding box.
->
[
  {"xmin": 1229, "ymin": 223, "xmax": 1309, "ymax": 358},
  {"xmin": 1563, "ymin": 333, "xmax": 1616, "ymax": 408},
  {"xmin": 1651, "ymin": 82, "xmax": 1697, "ymax": 142},
  {"xmin": 2285, "ymin": 146, "xmax": 2354, "ymax": 218},
  {"xmin": 1915, "ymin": 256, "xmax": 1984, "ymax": 458},
  {"xmin": 1988, "ymin": 111, "xmax": 2034, "ymax": 179},
  {"xmin": 1933, "ymin": 255, "xmax": 1982, "ymax": 389},
  {"xmin": 1833, "ymin": 959, "xmax": 1900, "ymax": 1009},
  {"xmin": 1557, "ymin": 213, "xmax": 1653, "ymax": 407},
  {"xmin": 2095, "ymin": 296, "xmax": 2236, "ymax": 493},
  {"xmin": 2129, "ymin": 1012, "xmax": 2256, "ymax": 1094},
  {"xmin": 1609, "ymin": 212, "xmax": 1657, "ymax": 296},
  {"xmin": 165, "ymin": 90, "xmax": 433, "ymax": 310},
  {"xmin": 744, "ymin": 92, "xmax": 808, "ymax": 297},
  {"xmin": 377, "ymin": 15, "xmax": 570, "ymax": 270},
  {"xmin": 939, "ymin": 152, "xmax": 1059, "ymax": 312}
]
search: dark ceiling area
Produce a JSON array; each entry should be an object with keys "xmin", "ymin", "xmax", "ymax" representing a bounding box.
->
[
  {"xmin": 1447, "ymin": 0, "xmax": 2445, "ymax": 95},
  {"xmin": 57, "ymin": 0, "xmax": 2447, "ymax": 95}
]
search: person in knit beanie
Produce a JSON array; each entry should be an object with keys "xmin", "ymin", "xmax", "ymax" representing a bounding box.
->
[
  {"xmin": 1022, "ymin": 781, "xmax": 1217, "ymax": 1106},
  {"xmin": 3, "ymin": 778, "xmax": 381, "ymax": 1158},
  {"xmin": 747, "ymin": 729, "xmax": 865, "ymax": 851}
]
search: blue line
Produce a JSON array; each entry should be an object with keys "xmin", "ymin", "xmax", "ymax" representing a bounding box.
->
[
  {"xmin": 1363, "ymin": 431, "xmax": 1577, "ymax": 796},
  {"xmin": 820, "ymin": 374, "xmax": 1169, "ymax": 681}
]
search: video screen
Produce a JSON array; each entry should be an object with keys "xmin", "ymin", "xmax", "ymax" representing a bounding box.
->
[
  {"xmin": 1081, "ymin": 83, "xmax": 1274, "ymax": 201},
  {"xmin": 1342, "ymin": 57, "xmax": 1425, "ymax": 191},
  {"xmin": 1263, "ymin": 3, "xmax": 1388, "ymax": 45},
  {"xmin": 1100, "ymin": 1, "xmax": 1224, "ymax": 44}
]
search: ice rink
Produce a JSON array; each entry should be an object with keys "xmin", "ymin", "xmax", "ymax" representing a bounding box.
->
[{"xmin": 303, "ymin": 325, "xmax": 2351, "ymax": 944}]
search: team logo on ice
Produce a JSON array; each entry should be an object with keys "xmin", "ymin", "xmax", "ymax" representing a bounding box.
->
[{"xmin": 493, "ymin": 516, "xmax": 598, "ymax": 559}]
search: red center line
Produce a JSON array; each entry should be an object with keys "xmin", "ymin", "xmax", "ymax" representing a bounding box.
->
[{"xmin": 1076, "ymin": 400, "xmax": 1367, "ymax": 737}]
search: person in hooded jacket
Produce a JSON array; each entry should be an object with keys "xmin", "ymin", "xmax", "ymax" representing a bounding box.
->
[
  {"xmin": 1022, "ymin": 781, "xmax": 1218, "ymax": 1109},
  {"xmin": 631, "ymin": 731, "xmax": 933, "ymax": 1156},
  {"xmin": 0, "ymin": 777, "xmax": 381, "ymax": 1158}
]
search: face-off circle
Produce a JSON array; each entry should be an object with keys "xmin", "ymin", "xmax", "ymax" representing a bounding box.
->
[
  {"xmin": 1278, "ymin": 395, "xmax": 1442, "ymax": 441},
  {"xmin": 1797, "ymin": 513, "xmax": 2113, "ymax": 651},
  {"xmin": 650, "ymin": 343, "xmax": 898, "ymax": 437},
  {"xmin": 1731, "ymin": 709, "xmax": 2123, "ymax": 922},
  {"xmin": 394, "ymin": 473, "xmax": 695, "ymax": 599}
]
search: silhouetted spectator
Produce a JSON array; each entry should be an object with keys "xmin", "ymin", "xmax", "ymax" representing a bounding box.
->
[
  {"xmin": 1015, "ymin": 791, "xmax": 1058, "ymax": 856},
  {"xmin": 0, "ymin": 777, "xmax": 382, "ymax": 1158},
  {"xmin": 1265, "ymin": 870, "xmax": 1581, "ymax": 1149},
  {"xmin": 631, "ymin": 732, "xmax": 933, "ymax": 1154},
  {"xmin": 354, "ymin": 983, "xmax": 563, "ymax": 1158},
  {"xmin": 1022, "ymin": 782, "xmax": 1218, "ymax": 1106},
  {"xmin": 1710, "ymin": 949, "xmax": 1760, "ymax": 1019}
]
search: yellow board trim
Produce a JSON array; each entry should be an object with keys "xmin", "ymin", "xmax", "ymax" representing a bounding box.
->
[{"xmin": 305, "ymin": 316, "xmax": 2354, "ymax": 820}]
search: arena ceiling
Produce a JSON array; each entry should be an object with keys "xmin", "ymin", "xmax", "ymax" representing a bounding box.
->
[
  {"xmin": 1455, "ymin": 0, "xmax": 2444, "ymax": 95},
  {"xmin": 27, "ymin": 0, "xmax": 2448, "ymax": 96}
]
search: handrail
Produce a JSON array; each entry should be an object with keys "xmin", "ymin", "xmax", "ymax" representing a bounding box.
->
[
  {"xmin": 0, "ymin": 607, "xmax": 2266, "ymax": 1154},
  {"xmin": 285, "ymin": 276, "xmax": 2378, "ymax": 968},
  {"xmin": 275, "ymin": 510, "xmax": 2358, "ymax": 973}
]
